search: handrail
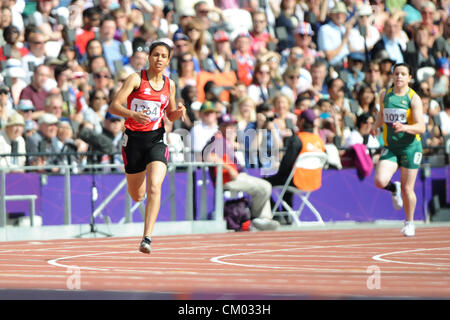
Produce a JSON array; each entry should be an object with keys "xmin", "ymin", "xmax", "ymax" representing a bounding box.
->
[{"xmin": 0, "ymin": 162, "xmax": 224, "ymax": 230}]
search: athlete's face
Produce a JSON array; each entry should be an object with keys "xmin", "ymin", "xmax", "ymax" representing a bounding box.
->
[
  {"xmin": 149, "ymin": 45, "xmax": 171, "ymax": 72},
  {"xmin": 393, "ymin": 66, "xmax": 411, "ymax": 88}
]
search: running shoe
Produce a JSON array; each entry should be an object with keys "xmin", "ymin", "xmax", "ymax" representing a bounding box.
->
[
  {"xmin": 402, "ymin": 222, "xmax": 415, "ymax": 237},
  {"xmin": 252, "ymin": 218, "xmax": 280, "ymax": 231},
  {"xmin": 392, "ymin": 181, "xmax": 403, "ymax": 210},
  {"xmin": 139, "ymin": 236, "xmax": 152, "ymax": 254}
]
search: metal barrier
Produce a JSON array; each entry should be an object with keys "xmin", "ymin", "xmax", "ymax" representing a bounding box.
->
[{"xmin": 0, "ymin": 162, "xmax": 223, "ymax": 228}]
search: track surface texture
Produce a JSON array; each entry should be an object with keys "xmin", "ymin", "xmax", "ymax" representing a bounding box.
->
[{"xmin": 1, "ymin": 225, "xmax": 450, "ymax": 299}]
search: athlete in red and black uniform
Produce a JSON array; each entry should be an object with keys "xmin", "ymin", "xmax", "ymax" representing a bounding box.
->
[{"xmin": 109, "ymin": 41, "xmax": 186, "ymax": 254}]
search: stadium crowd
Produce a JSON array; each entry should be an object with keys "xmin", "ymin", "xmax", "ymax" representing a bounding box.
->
[{"xmin": 0, "ymin": 0, "xmax": 449, "ymax": 174}]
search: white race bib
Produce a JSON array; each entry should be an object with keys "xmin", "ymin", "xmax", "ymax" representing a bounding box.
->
[
  {"xmin": 384, "ymin": 108, "xmax": 407, "ymax": 124},
  {"xmin": 130, "ymin": 98, "xmax": 161, "ymax": 121}
]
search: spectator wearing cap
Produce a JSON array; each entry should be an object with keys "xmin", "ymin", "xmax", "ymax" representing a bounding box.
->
[
  {"xmin": 264, "ymin": 107, "xmax": 325, "ymax": 210},
  {"xmin": 25, "ymin": 112, "xmax": 64, "ymax": 172},
  {"xmin": 317, "ymin": 1, "xmax": 352, "ymax": 69},
  {"xmin": 294, "ymin": 21, "xmax": 322, "ymax": 70},
  {"xmin": 123, "ymin": 46, "xmax": 149, "ymax": 76},
  {"xmin": 202, "ymin": 113, "xmax": 280, "ymax": 231},
  {"xmin": 0, "ymin": 25, "xmax": 29, "ymax": 61},
  {"xmin": 249, "ymin": 9, "xmax": 273, "ymax": 56},
  {"xmin": 348, "ymin": 4, "xmax": 380, "ymax": 54},
  {"xmin": 16, "ymin": 99, "xmax": 37, "ymax": 134},
  {"xmin": 172, "ymin": 32, "xmax": 192, "ymax": 59},
  {"xmin": 203, "ymin": 30, "xmax": 233, "ymax": 73},
  {"xmin": 19, "ymin": 64, "xmax": 52, "ymax": 114},
  {"xmin": 190, "ymin": 101, "xmax": 218, "ymax": 161},
  {"xmin": 102, "ymin": 112, "xmax": 125, "ymax": 166},
  {"xmin": 339, "ymin": 52, "xmax": 366, "ymax": 97},
  {"xmin": 233, "ymin": 31, "xmax": 256, "ymax": 86},
  {"xmin": 370, "ymin": 15, "xmax": 405, "ymax": 65},
  {"xmin": 0, "ymin": 112, "xmax": 26, "ymax": 172}
]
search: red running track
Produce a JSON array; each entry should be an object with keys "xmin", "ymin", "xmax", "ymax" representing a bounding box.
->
[{"xmin": 0, "ymin": 226, "xmax": 450, "ymax": 299}]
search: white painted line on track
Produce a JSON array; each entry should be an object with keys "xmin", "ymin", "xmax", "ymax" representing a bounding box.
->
[{"xmin": 372, "ymin": 247, "xmax": 450, "ymax": 267}]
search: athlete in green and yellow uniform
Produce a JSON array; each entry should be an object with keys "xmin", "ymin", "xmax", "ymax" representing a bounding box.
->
[{"xmin": 372, "ymin": 63, "xmax": 425, "ymax": 237}]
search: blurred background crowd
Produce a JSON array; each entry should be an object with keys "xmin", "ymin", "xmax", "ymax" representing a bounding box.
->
[{"xmin": 0, "ymin": 0, "xmax": 449, "ymax": 173}]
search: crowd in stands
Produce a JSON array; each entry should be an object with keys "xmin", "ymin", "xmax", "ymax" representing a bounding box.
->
[{"xmin": 0, "ymin": 0, "xmax": 449, "ymax": 174}]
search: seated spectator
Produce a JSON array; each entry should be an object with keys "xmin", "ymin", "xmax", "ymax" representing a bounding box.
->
[
  {"xmin": 56, "ymin": 120, "xmax": 88, "ymax": 173},
  {"xmin": 123, "ymin": 46, "xmax": 148, "ymax": 76},
  {"xmin": 247, "ymin": 61, "xmax": 274, "ymax": 105},
  {"xmin": 249, "ymin": 9, "xmax": 273, "ymax": 56},
  {"xmin": 274, "ymin": 0, "xmax": 303, "ymax": 52},
  {"xmin": 438, "ymin": 94, "xmax": 450, "ymax": 136},
  {"xmin": 0, "ymin": 113, "xmax": 26, "ymax": 172},
  {"xmin": 0, "ymin": 85, "xmax": 14, "ymax": 128},
  {"xmin": 272, "ymin": 91, "xmax": 297, "ymax": 144},
  {"xmin": 280, "ymin": 65, "xmax": 301, "ymax": 104},
  {"xmin": 354, "ymin": 84, "xmax": 379, "ymax": 117},
  {"xmin": 294, "ymin": 21, "xmax": 323, "ymax": 70},
  {"xmin": 91, "ymin": 66, "xmax": 114, "ymax": 101},
  {"xmin": 43, "ymin": 93, "xmax": 64, "ymax": 123},
  {"xmin": 190, "ymin": 101, "xmax": 219, "ymax": 161},
  {"xmin": 202, "ymin": 113, "xmax": 280, "ymax": 231},
  {"xmin": 258, "ymin": 50, "xmax": 283, "ymax": 89},
  {"xmin": 0, "ymin": 25, "xmax": 29, "ymax": 61},
  {"xmin": 102, "ymin": 112, "xmax": 125, "ymax": 167},
  {"xmin": 362, "ymin": 60, "xmax": 383, "ymax": 97},
  {"xmin": 184, "ymin": 17, "xmax": 209, "ymax": 63},
  {"xmin": 16, "ymin": 99, "xmax": 37, "ymax": 134},
  {"xmin": 431, "ymin": 15, "xmax": 450, "ymax": 60},
  {"xmin": 232, "ymin": 32, "xmax": 256, "ymax": 86},
  {"xmin": 309, "ymin": 59, "xmax": 329, "ymax": 102},
  {"xmin": 1, "ymin": 58, "xmax": 27, "ymax": 106},
  {"xmin": 22, "ymin": 29, "xmax": 49, "ymax": 83},
  {"xmin": 370, "ymin": 15, "xmax": 405, "ymax": 65},
  {"xmin": 25, "ymin": 113, "xmax": 64, "ymax": 172},
  {"xmin": 343, "ymin": 112, "xmax": 380, "ymax": 151},
  {"xmin": 177, "ymin": 52, "xmax": 198, "ymax": 91},
  {"xmin": 80, "ymin": 38, "xmax": 104, "ymax": 69},
  {"xmin": 317, "ymin": 2, "xmax": 352, "ymax": 70},
  {"xmin": 404, "ymin": 24, "xmax": 437, "ymax": 82},
  {"xmin": 19, "ymin": 64, "xmax": 52, "ymax": 116},
  {"xmin": 233, "ymin": 96, "xmax": 257, "ymax": 134},
  {"xmin": 264, "ymin": 108, "xmax": 324, "ymax": 209},
  {"xmin": 328, "ymin": 77, "xmax": 353, "ymax": 116},
  {"xmin": 203, "ymin": 30, "xmax": 234, "ymax": 73},
  {"xmin": 373, "ymin": 49, "xmax": 396, "ymax": 88},
  {"xmin": 348, "ymin": 4, "xmax": 380, "ymax": 54},
  {"xmin": 83, "ymin": 89, "xmax": 109, "ymax": 135},
  {"xmin": 75, "ymin": 6, "xmax": 101, "ymax": 57},
  {"xmin": 339, "ymin": 52, "xmax": 366, "ymax": 97},
  {"xmin": 420, "ymin": 91, "xmax": 444, "ymax": 149}
]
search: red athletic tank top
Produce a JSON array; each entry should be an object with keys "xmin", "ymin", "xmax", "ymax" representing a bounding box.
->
[{"xmin": 125, "ymin": 70, "xmax": 171, "ymax": 132}]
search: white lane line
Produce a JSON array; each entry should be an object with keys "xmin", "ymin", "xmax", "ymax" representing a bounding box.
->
[{"xmin": 372, "ymin": 247, "xmax": 450, "ymax": 267}]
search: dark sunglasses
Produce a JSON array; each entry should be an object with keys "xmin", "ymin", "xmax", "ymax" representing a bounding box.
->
[{"xmin": 94, "ymin": 74, "xmax": 111, "ymax": 79}]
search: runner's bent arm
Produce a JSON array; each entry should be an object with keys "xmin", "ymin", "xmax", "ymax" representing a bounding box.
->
[
  {"xmin": 109, "ymin": 73, "xmax": 150, "ymax": 124},
  {"xmin": 166, "ymin": 79, "xmax": 186, "ymax": 122}
]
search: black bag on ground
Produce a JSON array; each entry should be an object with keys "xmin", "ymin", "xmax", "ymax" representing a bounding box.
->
[{"xmin": 224, "ymin": 197, "xmax": 251, "ymax": 231}]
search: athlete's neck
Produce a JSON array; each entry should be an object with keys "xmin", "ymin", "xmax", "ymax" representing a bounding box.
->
[
  {"xmin": 393, "ymin": 86, "xmax": 409, "ymax": 96},
  {"xmin": 146, "ymin": 69, "xmax": 165, "ymax": 83}
]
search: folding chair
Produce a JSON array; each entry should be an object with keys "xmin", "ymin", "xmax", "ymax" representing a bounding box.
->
[{"xmin": 271, "ymin": 152, "xmax": 328, "ymax": 225}]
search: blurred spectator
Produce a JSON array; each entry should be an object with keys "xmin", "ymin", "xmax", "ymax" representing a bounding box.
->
[
  {"xmin": 280, "ymin": 65, "xmax": 301, "ymax": 104},
  {"xmin": 19, "ymin": 64, "xmax": 52, "ymax": 115},
  {"xmin": 317, "ymin": 2, "xmax": 352, "ymax": 70},
  {"xmin": 172, "ymin": 84, "xmax": 198, "ymax": 131},
  {"xmin": 185, "ymin": 18, "xmax": 209, "ymax": 64},
  {"xmin": 354, "ymin": 84, "xmax": 379, "ymax": 117},
  {"xmin": 123, "ymin": 46, "xmax": 148, "ymax": 76},
  {"xmin": 294, "ymin": 21, "xmax": 322, "ymax": 70},
  {"xmin": 432, "ymin": 15, "xmax": 450, "ymax": 60},
  {"xmin": 438, "ymin": 94, "xmax": 450, "ymax": 136},
  {"xmin": 43, "ymin": 93, "xmax": 64, "ymax": 122},
  {"xmin": 91, "ymin": 65, "xmax": 113, "ymax": 100},
  {"xmin": 420, "ymin": 90, "xmax": 444, "ymax": 149},
  {"xmin": 247, "ymin": 61, "xmax": 274, "ymax": 105},
  {"xmin": 25, "ymin": 112, "xmax": 64, "ymax": 172},
  {"xmin": 99, "ymin": 14, "xmax": 129, "ymax": 75},
  {"xmin": 202, "ymin": 113, "xmax": 279, "ymax": 230},
  {"xmin": 233, "ymin": 31, "xmax": 255, "ymax": 86},
  {"xmin": 418, "ymin": 1, "xmax": 441, "ymax": 47},
  {"xmin": 249, "ymin": 9, "xmax": 273, "ymax": 56},
  {"xmin": 80, "ymin": 38, "xmax": 104, "ymax": 68},
  {"xmin": 0, "ymin": 85, "xmax": 13, "ymax": 129},
  {"xmin": 280, "ymin": 46, "xmax": 312, "ymax": 92},
  {"xmin": 363, "ymin": 60, "xmax": 383, "ymax": 96},
  {"xmin": 328, "ymin": 77, "xmax": 352, "ymax": 116},
  {"xmin": 309, "ymin": 59, "xmax": 329, "ymax": 101},
  {"xmin": 343, "ymin": 112, "xmax": 380, "ymax": 150},
  {"xmin": 0, "ymin": 25, "xmax": 28, "ymax": 60},
  {"xmin": 177, "ymin": 52, "xmax": 198, "ymax": 91},
  {"xmin": 339, "ymin": 52, "xmax": 366, "ymax": 96},
  {"xmin": 348, "ymin": 4, "xmax": 380, "ymax": 55},
  {"xmin": 22, "ymin": 29, "xmax": 48, "ymax": 82},
  {"xmin": 16, "ymin": 99, "xmax": 37, "ymax": 135},
  {"xmin": 404, "ymin": 24, "xmax": 437, "ymax": 82},
  {"xmin": 258, "ymin": 50, "xmax": 283, "ymax": 89},
  {"xmin": 203, "ymin": 30, "xmax": 234, "ymax": 73},
  {"xmin": 56, "ymin": 119, "xmax": 87, "ymax": 172},
  {"xmin": 30, "ymin": 0, "xmax": 63, "ymax": 43},
  {"xmin": 373, "ymin": 49, "xmax": 397, "ymax": 87},
  {"xmin": 102, "ymin": 112, "xmax": 125, "ymax": 166},
  {"xmin": 233, "ymin": 96, "xmax": 257, "ymax": 133},
  {"xmin": 371, "ymin": 15, "xmax": 405, "ymax": 65},
  {"xmin": 272, "ymin": 91, "xmax": 297, "ymax": 143},
  {"xmin": 190, "ymin": 101, "xmax": 218, "ymax": 161},
  {"xmin": 274, "ymin": 0, "xmax": 303, "ymax": 52},
  {"xmin": 0, "ymin": 112, "xmax": 26, "ymax": 172},
  {"xmin": 83, "ymin": 89, "xmax": 108, "ymax": 135}
]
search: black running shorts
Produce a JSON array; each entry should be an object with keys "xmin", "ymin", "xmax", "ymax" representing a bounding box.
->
[{"xmin": 121, "ymin": 128, "xmax": 169, "ymax": 174}]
